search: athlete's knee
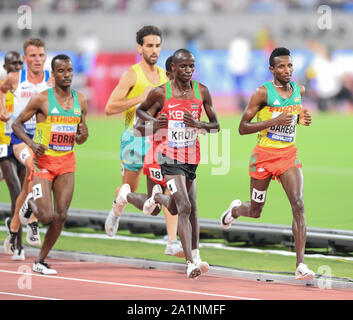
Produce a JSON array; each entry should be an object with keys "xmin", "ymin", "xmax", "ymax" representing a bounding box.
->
[
  {"xmin": 177, "ymin": 200, "xmax": 192, "ymax": 217},
  {"xmin": 55, "ymin": 209, "xmax": 68, "ymax": 224},
  {"xmin": 291, "ymin": 197, "xmax": 305, "ymax": 215}
]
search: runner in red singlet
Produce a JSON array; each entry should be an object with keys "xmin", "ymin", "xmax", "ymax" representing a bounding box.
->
[{"xmin": 136, "ymin": 49, "xmax": 220, "ymax": 279}]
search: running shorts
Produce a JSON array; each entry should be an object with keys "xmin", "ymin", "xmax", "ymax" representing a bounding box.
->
[
  {"xmin": 158, "ymin": 152, "xmax": 198, "ymax": 181},
  {"xmin": 29, "ymin": 151, "xmax": 76, "ymax": 182},
  {"xmin": 120, "ymin": 129, "xmax": 151, "ymax": 172},
  {"xmin": 249, "ymin": 145, "xmax": 302, "ymax": 180},
  {"xmin": 143, "ymin": 147, "xmax": 166, "ymax": 187}
]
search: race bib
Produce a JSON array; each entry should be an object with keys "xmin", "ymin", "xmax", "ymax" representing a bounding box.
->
[
  {"xmin": 149, "ymin": 167, "xmax": 163, "ymax": 182},
  {"xmin": 168, "ymin": 120, "xmax": 198, "ymax": 148},
  {"xmin": 0, "ymin": 144, "xmax": 8, "ymax": 158},
  {"xmin": 267, "ymin": 112, "xmax": 297, "ymax": 143},
  {"xmin": 49, "ymin": 124, "xmax": 77, "ymax": 151}
]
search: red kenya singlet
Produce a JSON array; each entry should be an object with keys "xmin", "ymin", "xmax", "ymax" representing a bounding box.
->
[{"xmin": 158, "ymin": 80, "xmax": 203, "ymax": 164}]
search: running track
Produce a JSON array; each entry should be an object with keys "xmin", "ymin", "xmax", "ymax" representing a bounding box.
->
[{"xmin": 0, "ymin": 255, "xmax": 352, "ymax": 301}]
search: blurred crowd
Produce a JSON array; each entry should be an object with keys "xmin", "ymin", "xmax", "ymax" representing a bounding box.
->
[{"xmin": 1, "ymin": 0, "xmax": 353, "ymax": 13}]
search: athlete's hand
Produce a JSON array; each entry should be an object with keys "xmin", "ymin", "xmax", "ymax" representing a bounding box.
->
[
  {"xmin": 31, "ymin": 142, "xmax": 47, "ymax": 157},
  {"xmin": 298, "ymin": 108, "xmax": 311, "ymax": 126},
  {"xmin": 156, "ymin": 113, "xmax": 168, "ymax": 129},
  {"xmin": 275, "ymin": 111, "xmax": 293, "ymax": 126},
  {"xmin": 0, "ymin": 110, "xmax": 10, "ymax": 122},
  {"xmin": 183, "ymin": 110, "xmax": 199, "ymax": 128},
  {"xmin": 78, "ymin": 123, "xmax": 89, "ymax": 138}
]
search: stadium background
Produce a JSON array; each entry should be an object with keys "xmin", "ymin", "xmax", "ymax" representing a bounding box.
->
[{"xmin": 0, "ymin": 0, "xmax": 352, "ymax": 230}]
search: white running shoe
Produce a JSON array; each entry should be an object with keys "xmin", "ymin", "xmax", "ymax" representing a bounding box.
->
[
  {"xmin": 33, "ymin": 260, "xmax": 57, "ymax": 275},
  {"xmin": 164, "ymin": 241, "xmax": 185, "ymax": 258},
  {"xmin": 19, "ymin": 192, "xmax": 33, "ymax": 226},
  {"xmin": 113, "ymin": 184, "xmax": 131, "ymax": 217},
  {"xmin": 105, "ymin": 209, "xmax": 120, "ymax": 237},
  {"xmin": 186, "ymin": 261, "xmax": 201, "ymax": 279},
  {"xmin": 192, "ymin": 249, "xmax": 210, "ymax": 274},
  {"xmin": 12, "ymin": 248, "xmax": 25, "ymax": 261},
  {"xmin": 295, "ymin": 263, "xmax": 315, "ymax": 281},
  {"xmin": 26, "ymin": 222, "xmax": 41, "ymax": 246},
  {"xmin": 220, "ymin": 199, "xmax": 242, "ymax": 230},
  {"xmin": 143, "ymin": 184, "xmax": 162, "ymax": 215}
]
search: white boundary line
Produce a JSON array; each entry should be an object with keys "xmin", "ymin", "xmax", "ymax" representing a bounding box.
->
[
  {"xmin": 0, "ymin": 269, "xmax": 259, "ymax": 300},
  {"xmin": 0, "ymin": 291, "xmax": 61, "ymax": 300}
]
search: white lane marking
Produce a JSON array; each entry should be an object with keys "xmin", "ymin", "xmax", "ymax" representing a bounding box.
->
[
  {"xmin": 0, "ymin": 291, "xmax": 61, "ymax": 300},
  {"xmin": 0, "ymin": 269, "xmax": 260, "ymax": 300}
]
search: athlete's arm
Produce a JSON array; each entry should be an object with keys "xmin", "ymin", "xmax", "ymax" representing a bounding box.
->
[
  {"xmin": 0, "ymin": 71, "xmax": 18, "ymax": 94},
  {"xmin": 12, "ymin": 92, "xmax": 48, "ymax": 157},
  {"xmin": 76, "ymin": 92, "xmax": 89, "ymax": 144},
  {"xmin": 238, "ymin": 86, "xmax": 293, "ymax": 135},
  {"xmin": 298, "ymin": 84, "xmax": 311, "ymax": 126},
  {"xmin": 105, "ymin": 68, "xmax": 151, "ymax": 116},
  {"xmin": 136, "ymin": 86, "xmax": 166, "ymax": 133}
]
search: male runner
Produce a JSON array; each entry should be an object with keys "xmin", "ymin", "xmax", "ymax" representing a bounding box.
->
[
  {"xmin": 12, "ymin": 54, "xmax": 88, "ymax": 274},
  {"xmin": 220, "ymin": 47, "xmax": 315, "ymax": 280},
  {"xmin": 104, "ymin": 26, "xmax": 168, "ymax": 235},
  {"xmin": 109, "ymin": 56, "xmax": 184, "ymax": 257},
  {"xmin": 0, "ymin": 51, "xmax": 27, "ymax": 260},
  {"xmin": 136, "ymin": 49, "xmax": 220, "ymax": 279},
  {"xmin": 1, "ymin": 39, "xmax": 51, "ymax": 256}
]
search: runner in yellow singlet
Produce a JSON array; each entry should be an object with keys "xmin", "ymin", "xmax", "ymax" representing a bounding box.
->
[
  {"xmin": 104, "ymin": 26, "xmax": 183, "ymax": 258},
  {"xmin": 12, "ymin": 54, "xmax": 88, "ymax": 275},
  {"xmin": 220, "ymin": 47, "xmax": 315, "ymax": 281}
]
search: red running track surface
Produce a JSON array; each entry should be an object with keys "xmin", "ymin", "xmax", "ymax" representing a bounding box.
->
[{"xmin": 0, "ymin": 254, "xmax": 352, "ymax": 301}]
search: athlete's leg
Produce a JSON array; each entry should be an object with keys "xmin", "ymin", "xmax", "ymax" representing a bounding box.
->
[
  {"xmin": 35, "ymin": 172, "xmax": 74, "ymax": 262},
  {"xmin": 164, "ymin": 175, "xmax": 193, "ymax": 263},
  {"xmin": 163, "ymin": 188, "xmax": 179, "ymax": 243},
  {"xmin": 231, "ymin": 176, "xmax": 272, "ymax": 219},
  {"xmin": 11, "ymin": 143, "xmax": 38, "ymax": 231},
  {"xmin": 119, "ymin": 167, "xmax": 142, "ymax": 193},
  {"xmin": 0, "ymin": 159, "xmax": 24, "ymax": 249},
  {"xmin": 188, "ymin": 180, "xmax": 198, "ymax": 250},
  {"xmin": 279, "ymin": 167, "xmax": 306, "ymax": 267}
]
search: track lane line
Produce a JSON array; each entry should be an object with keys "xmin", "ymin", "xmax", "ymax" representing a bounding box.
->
[{"xmin": 0, "ymin": 269, "xmax": 260, "ymax": 300}]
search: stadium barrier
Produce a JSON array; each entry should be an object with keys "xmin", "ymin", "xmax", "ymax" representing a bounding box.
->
[{"xmin": 0, "ymin": 202, "xmax": 352, "ymax": 253}]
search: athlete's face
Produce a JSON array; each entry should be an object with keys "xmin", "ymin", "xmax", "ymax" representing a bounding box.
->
[
  {"xmin": 23, "ymin": 45, "xmax": 46, "ymax": 74},
  {"xmin": 172, "ymin": 54, "xmax": 195, "ymax": 82},
  {"xmin": 270, "ymin": 55, "xmax": 293, "ymax": 83},
  {"xmin": 138, "ymin": 35, "xmax": 161, "ymax": 65},
  {"xmin": 52, "ymin": 59, "xmax": 73, "ymax": 87},
  {"xmin": 4, "ymin": 53, "xmax": 23, "ymax": 74}
]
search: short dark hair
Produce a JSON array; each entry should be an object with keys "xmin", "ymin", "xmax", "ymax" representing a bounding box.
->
[
  {"xmin": 51, "ymin": 54, "xmax": 71, "ymax": 71},
  {"xmin": 172, "ymin": 48, "xmax": 193, "ymax": 63},
  {"xmin": 165, "ymin": 56, "xmax": 173, "ymax": 73},
  {"xmin": 136, "ymin": 25, "xmax": 162, "ymax": 46},
  {"xmin": 269, "ymin": 47, "xmax": 291, "ymax": 67}
]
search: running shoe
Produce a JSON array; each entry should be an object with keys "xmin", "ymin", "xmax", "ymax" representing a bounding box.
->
[
  {"xmin": 105, "ymin": 209, "xmax": 120, "ymax": 237},
  {"xmin": 112, "ymin": 184, "xmax": 131, "ymax": 217},
  {"xmin": 186, "ymin": 261, "xmax": 201, "ymax": 279},
  {"xmin": 164, "ymin": 241, "xmax": 184, "ymax": 258},
  {"xmin": 192, "ymin": 249, "xmax": 210, "ymax": 274},
  {"xmin": 19, "ymin": 192, "xmax": 33, "ymax": 225},
  {"xmin": 26, "ymin": 221, "xmax": 41, "ymax": 246},
  {"xmin": 295, "ymin": 263, "xmax": 315, "ymax": 281},
  {"xmin": 220, "ymin": 199, "xmax": 242, "ymax": 230},
  {"xmin": 12, "ymin": 248, "xmax": 25, "ymax": 261},
  {"xmin": 3, "ymin": 217, "xmax": 17, "ymax": 255},
  {"xmin": 143, "ymin": 184, "xmax": 162, "ymax": 215},
  {"xmin": 33, "ymin": 259, "xmax": 57, "ymax": 275}
]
